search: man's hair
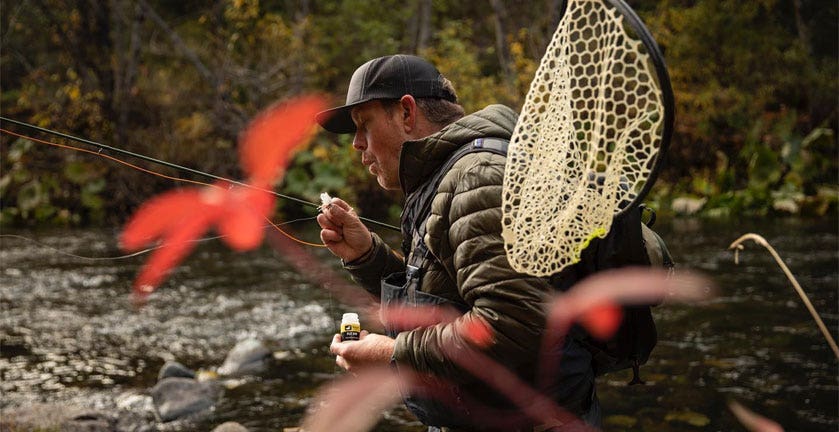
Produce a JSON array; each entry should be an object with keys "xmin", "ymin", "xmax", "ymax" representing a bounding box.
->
[{"xmin": 382, "ymin": 76, "xmax": 465, "ymax": 128}]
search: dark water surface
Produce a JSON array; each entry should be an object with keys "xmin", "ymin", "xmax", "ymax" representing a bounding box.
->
[{"xmin": 1, "ymin": 218, "xmax": 836, "ymax": 431}]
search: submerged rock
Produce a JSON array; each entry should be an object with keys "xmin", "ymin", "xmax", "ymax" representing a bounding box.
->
[
  {"xmin": 217, "ymin": 339, "xmax": 272, "ymax": 377},
  {"xmin": 158, "ymin": 360, "xmax": 196, "ymax": 380},
  {"xmin": 0, "ymin": 403, "xmax": 155, "ymax": 432},
  {"xmin": 150, "ymin": 377, "xmax": 220, "ymax": 422},
  {"xmin": 62, "ymin": 412, "xmax": 117, "ymax": 431},
  {"xmin": 0, "ymin": 403, "xmax": 88, "ymax": 431},
  {"xmin": 212, "ymin": 421, "xmax": 250, "ymax": 432}
]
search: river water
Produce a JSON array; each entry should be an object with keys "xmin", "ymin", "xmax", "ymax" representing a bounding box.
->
[{"xmin": 1, "ymin": 217, "xmax": 836, "ymax": 431}]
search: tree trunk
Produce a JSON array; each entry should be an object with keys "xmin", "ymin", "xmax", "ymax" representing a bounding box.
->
[
  {"xmin": 489, "ymin": 0, "xmax": 514, "ymax": 88},
  {"xmin": 406, "ymin": 0, "xmax": 432, "ymax": 54},
  {"xmin": 290, "ymin": 0, "xmax": 311, "ymax": 93},
  {"xmin": 543, "ymin": 0, "xmax": 564, "ymax": 52},
  {"xmin": 111, "ymin": 0, "xmax": 145, "ymax": 145},
  {"xmin": 137, "ymin": 0, "xmax": 247, "ymax": 132},
  {"xmin": 792, "ymin": 0, "xmax": 819, "ymax": 128},
  {"xmin": 416, "ymin": 0, "xmax": 432, "ymax": 52}
]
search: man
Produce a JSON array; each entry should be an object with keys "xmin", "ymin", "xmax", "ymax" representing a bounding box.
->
[{"xmin": 315, "ymin": 54, "xmax": 599, "ymax": 431}]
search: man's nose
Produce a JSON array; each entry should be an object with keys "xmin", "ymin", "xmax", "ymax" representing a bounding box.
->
[{"xmin": 352, "ymin": 131, "xmax": 366, "ymax": 150}]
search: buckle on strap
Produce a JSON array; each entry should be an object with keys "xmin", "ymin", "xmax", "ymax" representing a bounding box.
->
[
  {"xmin": 406, "ymin": 264, "xmax": 422, "ymax": 279},
  {"xmin": 473, "ymin": 137, "xmax": 509, "ymax": 153}
]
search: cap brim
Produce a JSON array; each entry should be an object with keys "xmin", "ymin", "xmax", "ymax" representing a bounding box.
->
[{"xmin": 316, "ymin": 104, "xmax": 359, "ymax": 134}]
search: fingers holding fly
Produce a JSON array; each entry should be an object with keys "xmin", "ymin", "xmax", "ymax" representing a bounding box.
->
[
  {"xmin": 321, "ymin": 198, "xmax": 357, "ymax": 227},
  {"xmin": 316, "ymin": 212, "xmax": 340, "ymax": 232},
  {"xmin": 325, "ymin": 197, "xmax": 353, "ymax": 212}
]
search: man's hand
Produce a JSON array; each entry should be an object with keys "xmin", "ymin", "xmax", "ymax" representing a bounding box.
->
[
  {"xmin": 317, "ymin": 197, "xmax": 373, "ymax": 262},
  {"xmin": 330, "ymin": 331, "xmax": 395, "ymax": 373}
]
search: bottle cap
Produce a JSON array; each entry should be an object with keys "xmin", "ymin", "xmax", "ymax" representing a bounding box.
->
[{"xmin": 342, "ymin": 312, "xmax": 359, "ymax": 323}]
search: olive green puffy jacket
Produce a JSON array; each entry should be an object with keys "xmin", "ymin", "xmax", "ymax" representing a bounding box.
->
[{"xmin": 344, "ymin": 104, "xmax": 559, "ymax": 390}]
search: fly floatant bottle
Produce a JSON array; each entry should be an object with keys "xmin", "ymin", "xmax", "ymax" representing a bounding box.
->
[{"xmin": 340, "ymin": 312, "xmax": 361, "ymax": 341}]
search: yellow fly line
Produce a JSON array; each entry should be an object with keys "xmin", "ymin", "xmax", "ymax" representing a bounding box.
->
[{"xmin": 502, "ymin": 0, "xmax": 665, "ymax": 276}]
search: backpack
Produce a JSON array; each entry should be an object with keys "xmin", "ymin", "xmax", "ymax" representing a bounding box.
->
[{"xmin": 401, "ymin": 137, "xmax": 674, "ymax": 385}]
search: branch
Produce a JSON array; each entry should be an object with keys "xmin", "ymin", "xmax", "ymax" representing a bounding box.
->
[
  {"xmin": 729, "ymin": 233, "xmax": 839, "ymax": 359},
  {"xmin": 136, "ymin": 0, "xmax": 248, "ymax": 129},
  {"xmin": 137, "ymin": 0, "xmax": 217, "ymax": 86}
]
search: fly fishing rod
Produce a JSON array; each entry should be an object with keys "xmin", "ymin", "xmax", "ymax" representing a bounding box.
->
[{"xmin": 0, "ymin": 116, "xmax": 400, "ymax": 232}]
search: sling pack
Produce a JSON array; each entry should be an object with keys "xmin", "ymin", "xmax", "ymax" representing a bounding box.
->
[{"xmin": 401, "ymin": 137, "xmax": 674, "ymax": 385}]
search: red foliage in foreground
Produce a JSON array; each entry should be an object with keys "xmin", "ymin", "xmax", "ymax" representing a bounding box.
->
[{"xmin": 120, "ymin": 95, "xmax": 327, "ymax": 300}]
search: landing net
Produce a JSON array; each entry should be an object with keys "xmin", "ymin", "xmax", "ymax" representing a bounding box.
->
[{"xmin": 502, "ymin": 0, "xmax": 670, "ymax": 276}]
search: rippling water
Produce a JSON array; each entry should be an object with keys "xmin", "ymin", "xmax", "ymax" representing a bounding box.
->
[{"xmin": 1, "ymin": 218, "xmax": 836, "ymax": 431}]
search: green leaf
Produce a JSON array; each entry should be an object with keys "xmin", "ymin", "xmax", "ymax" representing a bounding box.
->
[
  {"xmin": 8, "ymin": 139, "xmax": 33, "ymax": 163},
  {"xmin": 746, "ymin": 145, "xmax": 781, "ymax": 188},
  {"xmin": 665, "ymin": 410, "xmax": 710, "ymax": 427},
  {"xmin": 84, "ymin": 178, "xmax": 106, "ymax": 194},
  {"xmin": 17, "ymin": 180, "xmax": 44, "ymax": 211},
  {"xmin": 0, "ymin": 174, "xmax": 11, "ymax": 195},
  {"xmin": 33, "ymin": 205, "xmax": 57, "ymax": 222},
  {"xmin": 604, "ymin": 415, "xmax": 638, "ymax": 428},
  {"xmin": 64, "ymin": 161, "xmax": 93, "ymax": 184},
  {"xmin": 81, "ymin": 191, "xmax": 103, "ymax": 211}
]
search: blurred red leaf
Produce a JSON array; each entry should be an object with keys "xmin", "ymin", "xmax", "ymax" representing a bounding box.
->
[
  {"xmin": 379, "ymin": 305, "xmax": 460, "ymax": 330},
  {"xmin": 729, "ymin": 401, "xmax": 785, "ymax": 432},
  {"xmin": 121, "ymin": 182, "xmax": 273, "ymax": 298},
  {"xmin": 121, "ymin": 95, "xmax": 325, "ymax": 299},
  {"xmin": 239, "ymin": 95, "xmax": 328, "ymax": 186},
  {"xmin": 302, "ymin": 367, "xmax": 402, "ymax": 432},
  {"xmin": 578, "ymin": 301, "xmax": 623, "ymax": 340},
  {"xmin": 460, "ymin": 316, "xmax": 493, "ymax": 348},
  {"xmin": 216, "ymin": 186, "xmax": 275, "ymax": 251},
  {"xmin": 121, "ymin": 189, "xmax": 208, "ymax": 251},
  {"xmin": 132, "ymin": 209, "xmax": 214, "ymax": 295}
]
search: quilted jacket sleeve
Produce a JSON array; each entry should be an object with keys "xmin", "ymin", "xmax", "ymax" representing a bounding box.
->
[
  {"xmin": 392, "ymin": 152, "xmax": 555, "ymax": 384},
  {"xmin": 343, "ymin": 232, "xmax": 405, "ymax": 297}
]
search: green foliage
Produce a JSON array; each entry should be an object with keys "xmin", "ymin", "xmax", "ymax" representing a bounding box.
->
[
  {"xmin": 422, "ymin": 22, "xmax": 519, "ymax": 112},
  {"xmin": 282, "ymin": 140, "xmax": 350, "ymax": 202},
  {"xmin": 0, "ymin": 138, "xmax": 106, "ymax": 225},
  {"xmin": 0, "ymin": 0, "xmax": 835, "ymax": 226},
  {"xmin": 668, "ymin": 111, "xmax": 837, "ymax": 218}
]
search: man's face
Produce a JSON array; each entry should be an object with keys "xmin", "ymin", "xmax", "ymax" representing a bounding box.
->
[{"xmin": 350, "ymin": 101, "xmax": 407, "ymax": 191}]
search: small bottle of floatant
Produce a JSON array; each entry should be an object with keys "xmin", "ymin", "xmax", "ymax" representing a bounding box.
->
[{"xmin": 340, "ymin": 312, "xmax": 361, "ymax": 341}]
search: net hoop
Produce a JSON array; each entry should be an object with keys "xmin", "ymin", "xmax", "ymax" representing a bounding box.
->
[{"xmin": 501, "ymin": 0, "xmax": 674, "ymax": 277}]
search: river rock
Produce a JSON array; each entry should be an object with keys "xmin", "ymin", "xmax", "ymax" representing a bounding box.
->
[
  {"xmin": 212, "ymin": 421, "xmax": 250, "ymax": 432},
  {"xmin": 0, "ymin": 403, "xmax": 154, "ymax": 432},
  {"xmin": 217, "ymin": 338, "xmax": 272, "ymax": 376},
  {"xmin": 158, "ymin": 360, "xmax": 196, "ymax": 380},
  {"xmin": 0, "ymin": 403, "xmax": 87, "ymax": 431},
  {"xmin": 671, "ymin": 197, "xmax": 707, "ymax": 215},
  {"xmin": 150, "ymin": 377, "xmax": 219, "ymax": 422},
  {"xmin": 62, "ymin": 412, "xmax": 117, "ymax": 431}
]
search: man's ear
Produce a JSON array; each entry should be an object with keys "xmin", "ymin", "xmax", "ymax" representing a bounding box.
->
[{"xmin": 398, "ymin": 95, "xmax": 418, "ymax": 133}]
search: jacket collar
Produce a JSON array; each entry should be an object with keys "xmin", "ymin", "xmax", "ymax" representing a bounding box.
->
[{"xmin": 398, "ymin": 104, "xmax": 518, "ymax": 194}]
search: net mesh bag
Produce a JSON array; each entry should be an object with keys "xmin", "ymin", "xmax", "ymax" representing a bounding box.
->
[{"xmin": 502, "ymin": 0, "xmax": 664, "ymax": 276}]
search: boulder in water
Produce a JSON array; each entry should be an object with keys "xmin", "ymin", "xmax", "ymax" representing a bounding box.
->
[
  {"xmin": 158, "ymin": 360, "xmax": 196, "ymax": 380},
  {"xmin": 217, "ymin": 339, "xmax": 272, "ymax": 377},
  {"xmin": 62, "ymin": 412, "xmax": 116, "ymax": 432},
  {"xmin": 212, "ymin": 421, "xmax": 250, "ymax": 432},
  {"xmin": 0, "ymin": 403, "xmax": 153, "ymax": 432},
  {"xmin": 150, "ymin": 377, "xmax": 219, "ymax": 422}
]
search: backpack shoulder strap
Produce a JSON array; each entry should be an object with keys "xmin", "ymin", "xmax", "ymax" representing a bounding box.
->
[{"xmin": 400, "ymin": 138, "xmax": 509, "ymax": 258}]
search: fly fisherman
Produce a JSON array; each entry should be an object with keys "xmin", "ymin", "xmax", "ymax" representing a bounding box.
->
[{"xmin": 315, "ymin": 54, "xmax": 600, "ymax": 431}]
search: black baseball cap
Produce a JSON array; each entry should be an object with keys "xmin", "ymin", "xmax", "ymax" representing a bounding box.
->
[{"xmin": 316, "ymin": 54, "xmax": 457, "ymax": 134}]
